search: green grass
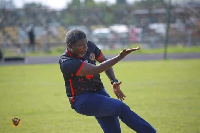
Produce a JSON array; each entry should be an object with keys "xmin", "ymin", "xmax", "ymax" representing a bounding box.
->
[
  {"xmin": 62, "ymin": 45, "xmax": 200, "ymax": 55},
  {"xmin": 0, "ymin": 59, "xmax": 200, "ymax": 133},
  {"xmin": 102, "ymin": 45, "xmax": 200, "ymax": 55},
  {"xmin": 5, "ymin": 45, "xmax": 199, "ymax": 57}
]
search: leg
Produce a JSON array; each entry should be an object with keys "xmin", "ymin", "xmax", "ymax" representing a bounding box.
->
[
  {"xmin": 95, "ymin": 116, "xmax": 121, "ymax": 133},
  {"xmin": 74, "ymin": 92, "xmax": 156, "ymax": 133},
  {"xmin": 119, "ymin": 105, "xmax": 156, "ymax": 133}
]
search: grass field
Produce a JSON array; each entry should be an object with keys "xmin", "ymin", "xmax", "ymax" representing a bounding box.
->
[
  {"xmin": 20, "ymin": 45, "xmax": 200, "ymax": 57},
  {"xmin": 0, "ymin": 59, "xmax": 200, "ymax": 133}
]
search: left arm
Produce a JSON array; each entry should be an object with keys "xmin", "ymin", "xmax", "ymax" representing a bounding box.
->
[
  {"xmin": 96, "ymin": 53, "xmax": 126, "ymax": 101},
  {"xmin": 97, "ymin": 54, "xmax": 116, "ymax": 81}
]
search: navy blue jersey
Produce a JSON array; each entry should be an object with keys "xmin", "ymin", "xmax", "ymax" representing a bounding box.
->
[{"xmin": 59, "ymin": 41, "xmax": 104, "ymax": 101}]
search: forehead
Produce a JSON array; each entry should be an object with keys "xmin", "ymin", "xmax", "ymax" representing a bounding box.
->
[{"xmin": 74, "ymin": 38, "xmax": 87, "ymax": 46}]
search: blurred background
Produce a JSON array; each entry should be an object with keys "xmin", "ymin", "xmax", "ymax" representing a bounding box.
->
[
  {"xmin": 0, "ymin": 1, "xmax": 200, "ymax": 132},
  {"xmin": 0, "ymin": 0, "xmax": 199, "ymax": 60}
]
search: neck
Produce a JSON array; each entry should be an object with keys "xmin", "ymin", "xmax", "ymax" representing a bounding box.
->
[{"xmin": 66, "ymin": 48, "xmax": 82, "ymax": 58}]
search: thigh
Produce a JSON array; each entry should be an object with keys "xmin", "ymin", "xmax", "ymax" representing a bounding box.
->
[{"xmin": 74, "ymin": 92, "xmax": 124, "ymax": 117}]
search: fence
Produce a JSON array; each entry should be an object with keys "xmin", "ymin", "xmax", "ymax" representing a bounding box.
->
[{"xmin": 0, "ymin": 1, "xmax": 200, "ymax": 58}]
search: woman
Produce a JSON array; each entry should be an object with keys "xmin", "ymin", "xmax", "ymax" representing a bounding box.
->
[{"xmin": 59, "ymin": 29, "xmax": 156, "ymax": 133}]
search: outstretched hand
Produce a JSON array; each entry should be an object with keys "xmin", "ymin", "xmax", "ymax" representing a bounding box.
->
[
  {"xmin": 119, "ymin": 47, "xmax": 140, "ymax": 59},
  {"xmin": 113, "ymin": 82, "xmax": 126, "ymax": 101}
]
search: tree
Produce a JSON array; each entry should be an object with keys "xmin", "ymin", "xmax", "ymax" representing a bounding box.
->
[
  {"xmin": 134, "ymin": 0, "xmax": 165, "ymax": 7},
  {"xmin": 116, "ymin": 0, "xmax": 127, "ymax": 5},
  {"xmin": 67, "ymin": 0, "xmax": 81, "ymax": 9},
  {"xmin": 85, "ymin": 0, "xmax": 96, "ymax": 7}
]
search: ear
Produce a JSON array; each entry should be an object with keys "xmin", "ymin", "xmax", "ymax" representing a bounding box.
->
[{"xmin": 67, "ymin": 44, "xmax": 73, "ymax": 49}]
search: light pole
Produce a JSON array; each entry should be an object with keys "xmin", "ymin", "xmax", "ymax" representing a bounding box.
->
[{"xmin": 164, "ymin": 0, "xmax": 172, "ymax": 60}]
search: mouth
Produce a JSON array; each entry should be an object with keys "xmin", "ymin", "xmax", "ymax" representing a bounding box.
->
[
  {"xmin": 78, "ymin": 51, "xmax": 87, "ymax": 57},
  {"xmin": 84, "ymin": 49, "xmax": 88, "ymax": 54}
]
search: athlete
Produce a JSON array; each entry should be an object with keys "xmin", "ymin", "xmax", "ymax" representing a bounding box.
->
[{"xmin": 59, "ymin": 29, "xmax": 156, "ymax": 133}]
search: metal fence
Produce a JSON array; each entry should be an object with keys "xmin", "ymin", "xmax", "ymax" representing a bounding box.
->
[{"xmin": 0, "ymin": 1, "xmax": 200, "ymax": 58}]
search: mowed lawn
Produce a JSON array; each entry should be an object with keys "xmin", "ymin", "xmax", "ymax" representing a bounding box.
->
[{"xmin": 0, "ymin": 59, "xmax": 199, "ymax": 133}]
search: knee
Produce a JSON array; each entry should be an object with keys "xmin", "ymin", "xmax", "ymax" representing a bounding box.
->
[{"xmin": 118, "ymin": 101, "xmax": 130, "ymax": 115}]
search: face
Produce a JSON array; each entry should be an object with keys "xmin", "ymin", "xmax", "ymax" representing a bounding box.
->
[{"xmin": 68, "ymin": 38, "xmax": 88, "ymax": 57}]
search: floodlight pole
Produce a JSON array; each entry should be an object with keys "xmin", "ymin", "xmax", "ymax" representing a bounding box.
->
[{"xmin": 164, "ymin": 0, "xmax": 172, "ymax": 60}]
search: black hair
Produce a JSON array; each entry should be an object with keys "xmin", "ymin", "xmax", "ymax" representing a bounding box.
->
[{"xmin": 65, "ymin": 29, "xmax": 86, "ymax": 45}]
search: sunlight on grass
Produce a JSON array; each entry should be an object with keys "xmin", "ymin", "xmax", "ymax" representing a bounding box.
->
[
  {"xmin": 4, "ymin": 45, "xmax": 198, "ymax": 57},
  {"xmin": 0, "ymin": 59, "xmax": 200, "ymax": 133}
]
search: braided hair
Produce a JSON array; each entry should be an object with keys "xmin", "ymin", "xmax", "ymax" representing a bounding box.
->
[{"xmin": 65, "ymin": 29, "xmax": 86, "ymax": 46}]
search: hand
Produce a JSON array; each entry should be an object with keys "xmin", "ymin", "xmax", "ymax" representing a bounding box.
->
[
  {"xmin": 113, "ymin": 82, "xmax": 126, "ymax": 101},
  {"xmin": 119, "ymin": 47, "xmax": 140, "ymax": 59}
]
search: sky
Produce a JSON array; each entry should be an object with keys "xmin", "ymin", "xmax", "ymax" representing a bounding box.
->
[
  {"xmin": 12, "ymin": 0, "xmax": 137, "ymax": 10},
  {"xmin": 10, "ymin": 0, "xmax": 200, "ymax": 10}
]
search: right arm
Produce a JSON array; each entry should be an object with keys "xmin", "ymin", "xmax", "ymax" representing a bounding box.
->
[{"xmin": 78, "ymin": 47, "xmax": 140, "ymax": 76}]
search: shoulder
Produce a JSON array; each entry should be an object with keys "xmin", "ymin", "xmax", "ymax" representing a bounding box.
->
[
  {"xmin": 59, "ymin": 53, "xmax": 80, "ymax": 64},
  {"xmin": 59, "ymin": 53, "xmax": 69, "ymax": 64},
  {"xmin": 60, "ymin": 56, "xmax": 83, "ymax": 74},
  {"xmin": 87, "ymin": 41, "xmax": 97, "ymax": 48},
  {"xmin": 87, "ymin": 41, "xmax": 101, "ymax": 51}
]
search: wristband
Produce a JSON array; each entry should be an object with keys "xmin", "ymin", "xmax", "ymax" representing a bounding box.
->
[{"xmin": 111, "ymin": 79, "xmax": 118, "ymax": 85}]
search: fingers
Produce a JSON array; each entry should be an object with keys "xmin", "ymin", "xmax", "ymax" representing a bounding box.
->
[
  {"xmin": 113, "ymin": 88, "xmax": 126, "ymax": 101},
  {"xmin": 127, "ymin": 47, "xmax": 140, "ymax": 52},
  {"xmin": 113, "ymin": 82, "xmax": 125, "ymax": 101},
  {"xmin": 115, "ymin": 91, "xmax": 126, "ymax": 101},
  {"xmin": 120, "ymin": 47, "xmax": 140, "ymax": 56},
  {"xmin": 135, "ymin": 47, "xmax": 140, "ymax": 50}
]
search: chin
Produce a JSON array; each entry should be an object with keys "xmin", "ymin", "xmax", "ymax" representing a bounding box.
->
[
  {"xmin": 80, "ymin": 52, "xmax": 87, "ymax": 57},
  {"xmin": 78, "ymin": 53, "xmax": 85, "ymax": 57}
]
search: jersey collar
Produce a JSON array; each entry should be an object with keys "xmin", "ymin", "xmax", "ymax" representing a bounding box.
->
[{"xmin": 66, "ymin": 49, "xmax": 84, "ymax": 59}]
